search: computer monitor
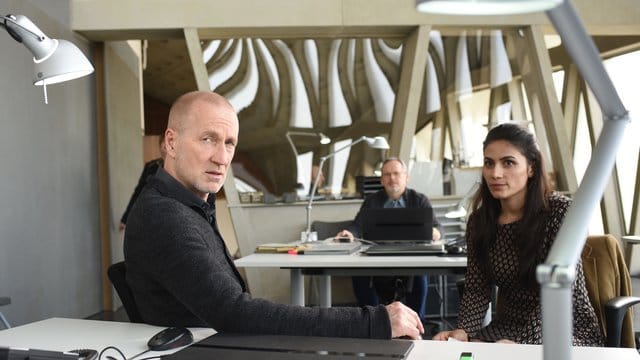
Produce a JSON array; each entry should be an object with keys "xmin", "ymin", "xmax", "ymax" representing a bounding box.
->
[{"xmin": 361, "ymin": 207, "xmax": 434, "ymax": 242}]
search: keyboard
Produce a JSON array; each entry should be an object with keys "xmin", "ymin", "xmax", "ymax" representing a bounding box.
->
[{"xmin": 362, "ymin": 242, "xmax": 446, "ymax": 256}]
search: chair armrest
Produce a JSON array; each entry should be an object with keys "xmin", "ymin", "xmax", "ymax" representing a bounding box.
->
[{"xmin": 604, "ymin": 296, "xmax": 640, "ymax": 347}]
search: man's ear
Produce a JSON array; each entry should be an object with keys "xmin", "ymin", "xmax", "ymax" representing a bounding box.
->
[{"xmin": 165, "ymin": 129, "xmax": 177, "ymax": 157}]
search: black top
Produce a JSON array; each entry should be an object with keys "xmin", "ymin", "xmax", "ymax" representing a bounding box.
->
[
  {"xmin": 124, "ymin": 168, "xmax": 392, "ymax": 338},
  {"xmin": 345, "ymin": 188, "xmax": 441, "ymax": 239},
  {"xmin": 458, "ymin": 193, "xmax": 603, "ymax": 346}
]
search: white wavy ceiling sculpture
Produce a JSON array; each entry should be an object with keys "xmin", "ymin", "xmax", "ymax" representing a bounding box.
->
[{"xmin": 197, "ymin": 32, "xmax": 512, "ymax": 193}]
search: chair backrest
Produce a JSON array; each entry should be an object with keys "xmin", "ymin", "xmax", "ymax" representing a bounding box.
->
[
  {"xmin": 311, "ymin": 220, "xmax": 353, "ymax": 240},
  {"xmin": 107, "ymin": 261, "xmax": 144, "ymax": 323},
  {"xmin": 581, "ymin": 234, "xmax": 636, "ymax": 348}
]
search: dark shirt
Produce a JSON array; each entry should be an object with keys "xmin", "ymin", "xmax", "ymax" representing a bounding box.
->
[
  {"xmin": 123, "ymin": 167, "xmax": 391, "ymax": 338},
  {"xmin": 346, "ymin": 188, "xmax": 441, "ymax": 238},
  {"xmin": 120, "ymin": 158, "xmax": 163, "ymax": 224}
]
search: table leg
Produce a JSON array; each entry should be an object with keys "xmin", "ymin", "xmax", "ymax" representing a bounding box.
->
[
  {"xmin": 318, "ymin": 275, "xmax": 332, "ymax": 308},
  {"xmin": 290, "ymin": 269, "xmax": 305, "ymax": 306}
]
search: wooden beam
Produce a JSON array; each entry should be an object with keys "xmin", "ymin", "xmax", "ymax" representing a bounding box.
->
[
  {"xmin": 561, "ymin": 64, "xmax": 581, "ymax": 151},
  {"xmin": 389, "ymin": 25, "xmax": 430, "ymax": 162},
  {"xmin": 583, "ymin": 83, "xmax": 626, "ymax": 239},
  {"xmin": 509, "ymin": 26, "xmax": 578, "ymax": 193},
  {"xmin": 71, "ymin": 0, "xmax": 640, "ymax": 41},
  {"xmin": 95, "ymin": 43, "xmax": 112, "ymax": 311}
]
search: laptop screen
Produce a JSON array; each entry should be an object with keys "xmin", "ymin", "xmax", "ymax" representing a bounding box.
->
[{"xmin": 361, "ymin": 207, "xmax": 434, "ymax": 242}]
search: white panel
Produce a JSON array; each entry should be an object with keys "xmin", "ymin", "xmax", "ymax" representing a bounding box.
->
[
  {"xmin": 328, "ymin": 39, "xmax": 352, "ymax": 128},
  {"xmin": 376, "ymin": 38, "xmax": 401, "ymax": 65},
  {"xmin": 304, "ymin": 39, "xmax": 320, "ymax": 102},
  {"xmin": 254, "ymin": 39, "xmax": 280, "ymax": 116},
  {"xmin": 363, "ymin": 38, "xmax": 394, "ymax": 123},
  {"xmin": 490, "ymin": 30, "xmax": 513, "ymax": 87},
  {"xmin": 226, "ymin": 39, "xmax": 259, "ymax": 113},
  {"xmin": 274, "ymin": 40, "xmax": 313, "ymax": 128},
  {"xmin": 208, "ymin": 39, "xmax": 243, "ymax": 91}
]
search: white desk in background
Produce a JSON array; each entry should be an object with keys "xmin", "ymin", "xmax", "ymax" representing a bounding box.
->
[
  {"xmin": 0, "ymin": 318, "xmax": 637, "ymax": 360},
  {"xmin": 0, "ymin": 317, "xmax": 215, "ymax": 359},
  {"xmin": 234, "ymin": 252, "xmax": 466, "ymax": 307}
]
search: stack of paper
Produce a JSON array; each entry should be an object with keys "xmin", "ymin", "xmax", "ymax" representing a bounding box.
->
[{"xmin": 255, "ymin": 243, "xmax": 306, "ymax": 253}]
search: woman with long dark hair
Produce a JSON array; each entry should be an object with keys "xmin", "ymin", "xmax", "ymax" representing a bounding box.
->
[{"xmin": 434, "ymin": 123, "xmax": 602, "ymax": 345}]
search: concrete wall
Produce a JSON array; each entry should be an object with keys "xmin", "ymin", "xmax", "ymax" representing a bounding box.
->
[{"xmin": 0, "ymin": 0, "xmax": 101, "ymax": 325}]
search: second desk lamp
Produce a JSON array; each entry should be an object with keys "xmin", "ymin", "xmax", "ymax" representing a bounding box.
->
[{"xmin": 302, "ymin": 136, "xmax": 389, "ymax": 242}]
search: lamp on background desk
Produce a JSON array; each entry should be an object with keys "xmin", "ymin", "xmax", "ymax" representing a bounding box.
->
[
  {"xmin": 286, "ymin": 131, "xmax": 331, "ymax": 158},
  {"xmin": 302, "ymin": 136, "xmax": 389, "ymax": 242},
  {"xmin": 417, "ymin": 1, "xmax": 632, "ymax": 359},
  {"xmin": 1, "ymin": 14, "xmax": 94, "ymax": 103},
  {"xmin": 286, "ymin": 131, "xmax": 332, "ymax": 201}
]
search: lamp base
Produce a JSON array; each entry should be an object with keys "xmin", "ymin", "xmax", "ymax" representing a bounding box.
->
[{"xmin": 301, "ymin": 231, "xmax": 318, "ymax": 242}]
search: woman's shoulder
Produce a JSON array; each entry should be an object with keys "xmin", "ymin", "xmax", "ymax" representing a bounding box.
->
[{"xmin": 546, "ymin": 192, "xmax": 572, "ymax": 216}]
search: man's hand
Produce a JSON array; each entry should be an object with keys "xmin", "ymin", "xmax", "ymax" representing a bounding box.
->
[
  {"xmin": 385, "ymin": 301, "xmax": 424, "ymax": 339},
  {"xmin": 432, "ymin": 328, "xmax": 469, "ymax": 341},
  {"xmin": 432, "ymin": 228, "xmax": 441, "ymax": 241},
  {"xmin": 335, "ymin": 230, "xmax": 355, "ymax": 240}
]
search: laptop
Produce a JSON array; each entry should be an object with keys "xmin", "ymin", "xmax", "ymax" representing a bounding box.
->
[{"xmin": 360, "ymin": 207, "xmax": 446, "ymax": 255}]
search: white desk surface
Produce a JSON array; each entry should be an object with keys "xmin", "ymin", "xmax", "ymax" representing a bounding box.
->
[
  {"xmin": 409, "ymin": 339, "xmax": 640, "ymax": 360},
  {"xmin": 0, "ymin": 318, "xmax": 637, "ymax": 360},
  {"xmin": 234, "ymin": 252, "xmax": 467, "ymax": 268},
  {"xmin": 0, "ymin": 317, "xmax": 215, "ymax": 359}
]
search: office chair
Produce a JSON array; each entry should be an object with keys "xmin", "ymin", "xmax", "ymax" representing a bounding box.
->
[
  {"xmin": 107, "ymin": 261, "xmax": 144, "ymax": 323},
  {"xmin": 0, "ymin": 297, "xmax": 11, "ymax": 329},
  {"xmin": 456, "ymin": 235, "xmax": 640, "ymax": 348},
  {"xmin": 311, "ymin": 220, "xmax": 353, "ymax": 240},
  {"xmin": 581, "ymin": 234, "xmax": 640, "ymax": 348}
]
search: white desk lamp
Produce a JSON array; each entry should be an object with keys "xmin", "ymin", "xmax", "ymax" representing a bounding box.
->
[
  {"xmin": 286, "ymin": 131, "xmax": 331, "ymax": 158},
  {"xmin": 417, "ymin": 1, "xmax": 632, "ymax": 359},
  {"xmin": 302, "ymin": 136, "xmax": 389, "ymax": 242},
  {"xmin": 1, "ymin": 14, "xmax": 94, "ymax": 103}
]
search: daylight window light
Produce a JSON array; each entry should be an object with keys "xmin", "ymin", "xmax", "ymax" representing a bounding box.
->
[
  {"xmin": 1, "ymin": 14, "xmax": 94, "ymax": 104},
  {"xmin": 418, "ymin": 1, "xmax": 632, "ymax": 360},
  {"xmin": 415, "ymin": 0, "xmax": 563, "ymax": 15}
]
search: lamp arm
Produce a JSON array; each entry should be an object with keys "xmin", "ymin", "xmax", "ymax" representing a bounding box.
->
[
  {"xmin": 1, "ymin": 15, "xmax": 45, "ymax": 41},
  {"xmin": 304, "ymin": 136, "xmax": 368, "ymax": 236},
  {"xmin": 2, "ymin": 14, "xmax": 57, "ymax": 61},
  {"xmin": 285, "ymin": 131, "xmax": 300, "ymax": 158},
  {"xmin": 537, "ymin": 2, "xmax": 631, "ymax": 360}
]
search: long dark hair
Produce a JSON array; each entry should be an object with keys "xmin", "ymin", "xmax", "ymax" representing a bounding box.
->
[{"xmin": 468, "ymin": 123, "xmax": 552, "ymax": 288}]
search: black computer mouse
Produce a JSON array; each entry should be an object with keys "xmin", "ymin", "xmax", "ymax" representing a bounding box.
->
[
  {"xmin": 147, "ymin": 327, "xmax": 194, "ymax": 351},
  {"xmin": 447, "ymin": 245, "xmax": 464, "ymax": 255}
]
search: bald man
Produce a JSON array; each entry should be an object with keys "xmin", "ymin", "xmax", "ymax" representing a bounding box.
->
[{"xmin": 124, "ymin": 91, "xmax": 423, "ymax": 339}]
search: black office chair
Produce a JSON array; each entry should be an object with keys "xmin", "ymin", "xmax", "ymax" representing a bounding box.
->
[
  {"xmin": 107, "ymin": 261, "xmax": 144, "ymax": 323},
  {"xmin": 311, "ymin": 220, "xmax": 353, "ymax": 240},
  {"xmin": 0, "ymin": 296, "xmax": 11, "ymax": 329}
]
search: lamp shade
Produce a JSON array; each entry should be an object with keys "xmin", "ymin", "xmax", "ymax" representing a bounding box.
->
[
  {"xmin": 415, "ymin": 0, "xmax": 563, "ymax": 15},
  {"xmin": 3, "ymin": 14, "xmax": 94, "ymax": 86},
  {"xmin": 363, "ymin": 136, "xmax": 390, "ymax": 149},
  {"xmin": 33, "ymin": 39, "xmax": 94, "ymax": 85}
]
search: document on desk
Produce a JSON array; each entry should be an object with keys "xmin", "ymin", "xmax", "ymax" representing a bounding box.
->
[
  {"xmin": 164, "ymin": 333, "xmax": 413, "ymax": 359},
  {"xmin": 303, "ymin": 239, "xmax": 362, "ymax": 255}
]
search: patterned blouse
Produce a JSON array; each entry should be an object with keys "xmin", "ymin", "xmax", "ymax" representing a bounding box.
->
[{"xmin": 457, "ymin": 193, "xmax": 604, "ymax": 346}]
